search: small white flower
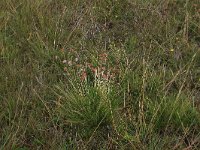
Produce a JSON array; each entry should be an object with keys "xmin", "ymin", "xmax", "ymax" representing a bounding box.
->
[
  {"xmin": 62, "ymin": 60, "xmax": 67, "ymax": 64},
  {"xmin": 68, "ymin": 61, "xmax": 72, "ymax": 66},
  {"xmin": 75, "ymin": 58, "xmax": 79, "ymax": 62}
]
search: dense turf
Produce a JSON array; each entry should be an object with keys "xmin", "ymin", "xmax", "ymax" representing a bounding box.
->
[{"xmin": 0, "ymin": 0, "xmax": 200, "ymax": 149}]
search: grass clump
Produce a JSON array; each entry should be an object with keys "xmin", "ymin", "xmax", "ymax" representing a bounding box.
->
[{"xmin": 57, "ymin": 86, "xmax": 115, "ymax": 130}]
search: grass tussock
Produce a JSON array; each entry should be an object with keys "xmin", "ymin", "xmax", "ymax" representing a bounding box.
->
[{"xmin": 0, "ymin": 0, "xmax": 200, "ymax": 149}]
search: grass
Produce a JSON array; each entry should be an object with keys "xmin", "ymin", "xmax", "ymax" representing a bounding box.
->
[{"xmin": 0, "ymin": 0, "xmax": 200, "ymax": 149}]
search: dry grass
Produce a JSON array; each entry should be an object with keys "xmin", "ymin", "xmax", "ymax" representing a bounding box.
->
[{"xmin": 0, "ymin": 0, "xmax": 200, "ymax": 149}]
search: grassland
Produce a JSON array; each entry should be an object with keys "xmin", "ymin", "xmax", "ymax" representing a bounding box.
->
[{"xmin": 0, "ymin": 0, "xmax": 200, "ymax": 149}]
